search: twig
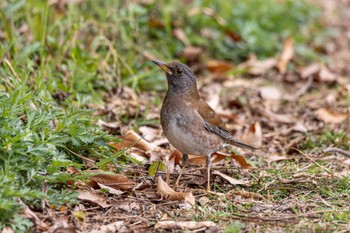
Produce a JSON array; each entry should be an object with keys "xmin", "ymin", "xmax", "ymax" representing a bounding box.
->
[
  {"xmin": 64, "ymin": 147, "xmax": 95, "ymax": 163},
  {"xmin": 289, "ymin": 76, "xmax": 313, "ymax": 101},
  {"xmin": 323, "ymin": 147, "xmax": 350, "ymax": 157}
]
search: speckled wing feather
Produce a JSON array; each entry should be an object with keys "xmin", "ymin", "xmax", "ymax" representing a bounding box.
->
[{"xmin": 197, "ymin": 100, "xmax": 256, "ymax": 150}]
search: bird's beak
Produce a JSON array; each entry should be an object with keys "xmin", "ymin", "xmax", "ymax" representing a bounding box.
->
[{"xmin": 152, "ymin": 60, "xmax": 173, "ymax": 75}]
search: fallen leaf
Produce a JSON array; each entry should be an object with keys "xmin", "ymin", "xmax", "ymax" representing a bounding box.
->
[
  {"xmin": 277, "ymin": 37, "xmax": 294, "ymax": 74},
  {"xmin": 238, "ymin": 54, "xmax": 276, "ymax": 75},
  {"xmin": 182, "ymin": 46, "xmax": 203, "ymax": 63},
  {"xmin": 173, "ymin": 28, "xmax": 190, "ymax": 46},
  {"xmin": 109, "ymin": 130, "xmax": 155, "ymax": 151},
  {"xmin": 22, "ymin": 202, "xmax": 49, "ymax": 231},
  {"xmin": 157, "ymin": 176, "xmax": 195, "ymax": 205},
  {"xmin": 260, "ymin": 108, "xmax": 295, "ymax": 124},
  {"xmin": 148, "ymin": 161, "xmax": 166, "ymax": 176},
  {"xmin": 128, "ymin": 152, "xmax": 148, "ymax": 164},
  {"xmin": 318, "ymin": 66, "xmax": 338, "ymax": 82},
  {"xmin": 198, "ymin": 196, "xmax": 210, "ymax": 205},
  {"xmin": 292, "ymin": 121, "xmax": 308, "ymax": 133},
  {"xmin": 299, "ymin": 63, "xmax": 320, "ymax": 79},
  {"xmin": 148, "ymin": 18, "xmax": 164, "ymax": 28},
  {"xmin": 343, "ymin": 158, "xmax": 350, "ymax": 168},
  {"xmin": 155, "ymin": 221, "xmax": 217, "ymax": 231},
  {"xmin": 206, "ymin": 60, "xmax": 233, "ymax": 73},
  {"xmin": 96, "ymin": 119, "xmax": 120, "ymax": 134},
  {"xmin": 239, "ymin": 122, "xmax": 263, "ymax": 148},
  {"xmin": 315, "ymin": 108, "xmax": 347, "ymax": 124},
  {"xmin": 214, "ymin": 152, "xmax": 253, "ymax": 169},
  {"xmin": 188, "ymin": 152, "xmax": 253, "ymax": 170},
  {"xmin": 212, "ymin": 170, "xmax": 251, "ymax": 186},
  {"xmin": 169, "ymin": 150, "xmax": 182, "ymax": 166},
  {"xmin": 111, "ymin": 201, "xmax": 141, "ymax": 212},
  {"xmin": 259, "ymin": 86, "xmax": 282, "ymax": 101},
  {"xmin": 88, "ymin": 172, "xmax": 135, "ymax": 191},
  {"xmin": 139, "ymin": 126, "xmax": 159, "ymax": 142},
  {"xmin": 77, "ymin": 190, "xmax": 110, "ymax": 208},
  {"xmin": 67, "ymin": 166, "xmax": 80, "ymax": 174},
  {"xmin": 224, "ymin": 29, "xmax": 243, "ymax": 42},
  {"xmin": 89, "ymin": 221, "xmax": 125, "ymax": 233},
  {"xmin": 97, "ymin": 183, "xmax": 124, "ymax": 195}
]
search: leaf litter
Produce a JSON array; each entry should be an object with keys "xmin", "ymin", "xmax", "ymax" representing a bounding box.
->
[{"xmin": 25, "ymin": 1, "xmax": 350, "ymax": 232}]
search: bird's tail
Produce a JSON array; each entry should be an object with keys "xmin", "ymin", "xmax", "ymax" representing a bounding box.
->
[{"xmin": 229, "ymin": 139, "xmax": 257, "ymax": 150}]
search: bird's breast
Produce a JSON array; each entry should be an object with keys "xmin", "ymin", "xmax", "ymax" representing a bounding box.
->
[{"xmin": 160, "ymin": 95, "xmax": 224, "ymax": 155}]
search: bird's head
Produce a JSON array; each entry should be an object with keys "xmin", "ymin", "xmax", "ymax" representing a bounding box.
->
[{"xmin": 153, "ymin": 60, "xmax": 197, "ymax": 92}]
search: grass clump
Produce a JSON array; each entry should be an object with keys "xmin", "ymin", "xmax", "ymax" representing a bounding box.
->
[{"xmin": 0, "ymin": 74, "xmax": 114, "ymax": 230}]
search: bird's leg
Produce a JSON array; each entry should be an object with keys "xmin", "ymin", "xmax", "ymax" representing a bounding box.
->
[
  {"xmin": 175, "ymin": 153, "xmax": 188, "ymax": 186},
  {"xmin": 206, "ymin": 155, "xmax": 212, "ymax": 192}
]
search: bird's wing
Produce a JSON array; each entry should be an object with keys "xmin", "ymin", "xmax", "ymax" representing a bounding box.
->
[{"xmin": 197, "ymin": 100, "xmax": 256, "ymax": 150}]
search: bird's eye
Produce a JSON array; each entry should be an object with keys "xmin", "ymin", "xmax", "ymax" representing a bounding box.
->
[{"xmin": 175, "ymin": 69, "xmax": 183, "ymax": 75}]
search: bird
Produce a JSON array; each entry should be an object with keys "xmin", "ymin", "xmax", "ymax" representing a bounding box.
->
[{"xmin": 153, "ymin": 60, "xmax": 256, "ymax": 192}]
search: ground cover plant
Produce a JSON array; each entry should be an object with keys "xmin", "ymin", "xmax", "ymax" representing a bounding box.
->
[{"xmin": 0, "ymin": 0, "xmax": 349, "ymax": 232}]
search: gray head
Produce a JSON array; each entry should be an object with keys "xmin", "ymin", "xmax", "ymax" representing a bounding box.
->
[{"xmin": 152, "ymin": 60, "xmax": 197, "ymax": 92}]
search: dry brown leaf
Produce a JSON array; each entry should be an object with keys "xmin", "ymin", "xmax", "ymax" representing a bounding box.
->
[
  {"xmin": 239, "ymin": 122, "xmax": 263, "ymax": 148},
  {"xmin": 23, "ymin": 202, "xmax": 49, "ymax": 231},
  {"xmin": 315, "ymin": 108, "xmax": 347, "ymax": 124},
  {"xmin": 277, "ymin": 37, "xmax": 294, "ymax": 74},
  {"xmin": 260, "ymin": 108, "xmax": 295, "ymax": 123},
  {"xmin": 224, "ymin": 29, "xmax": 243, "ymax": 42},
  {"xmin": 299, "ymin": 63, "xmax": 320, "ymax": 79},
  {"xmin": 319, "ymin": 66, "xmax": 338, "ymax": 82},
  {"xmin": 292, "ymin": 121, "xmax": 308, "ymax": 133},
  {"xmin": 343, "ymin": 158, "xmax": 350, "ymax": 168},
  {"xmin": 169, "ymin": 150, "xmax": 182, "ymax": 166},
  {"xmin": 182, "ymin": 46, "xmax": 203, "ymax": 62},
  {"xmin": 173, "ymin": 28, "xmax": 190, "ymax": 46},
  {"xmin": 97, "ymin": 183, "xmax": 124, "ymax": 195},
  {"xmin": 67, "ymin": 166, "xmax": 80, "ymax": 174},
  {"xmin": 109, "ymin": 130, "xmax": 155, "ymax": 151},
  {"xmin": 188, "ymin": 152, "xmax": 253, "ymax": 170},
  {"xmin": 188, "ymin": 155, "xmax": 207, "ymax": 165},
  {"xmin": 155, "ymin": 221, "xmax": 217, "ymax": 231},
  {"xmin": 88, "ymin": 173, "xmax": 135, "ymax": 191},
  {"xmin": 139, "ymin": 126, "xmax": 159, "ymax": 142},
  {"xmin": 77, "ymin": 190, "xmax": 110, "ymax": 208},
  {"xmin": 96, "ymin": 119, "xmax": 120, "ymax": 133},
  {"xmin": 206, "ymin": 60, "xmax": 233, "ymax": 73},
  {"xmin": 259, "ymin": 86, "xmax": 282, "ymax": 101},
  {"xmin": 214, "ymin": 152, "xmax": 253, "ymax": 170},
  {"xmin": 157, "ymin": 176, "xmax": 195, "ymax": 205},
  {"xmin": 89, "ymin": 221, "xmax": 125, "ymax": 233},
  {"xmin": 239, "ymin": 55, "xmax": 276, "ymax": 75},
  {"xmin": 212, "ymin": 170, "xmax": 251, "ymax": 186}
]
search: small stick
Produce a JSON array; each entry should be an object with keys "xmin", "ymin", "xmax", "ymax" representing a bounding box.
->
[{"xmin": 323, "ymin": 147, "xmax": 350, "ymax": 157}]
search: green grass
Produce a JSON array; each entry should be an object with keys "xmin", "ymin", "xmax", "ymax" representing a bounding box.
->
[
  {"xmin": 0, "ymin": 74, "xmax": 117, "ymax": 229},
  {"xmin": 0, "ymin": 0, "xmax": 329, "ymax": 231}
]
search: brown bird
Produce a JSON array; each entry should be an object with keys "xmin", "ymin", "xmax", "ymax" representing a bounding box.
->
[{"xmin": 153, "ymin": 60, "xmax": 256, "ymax": 191}]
